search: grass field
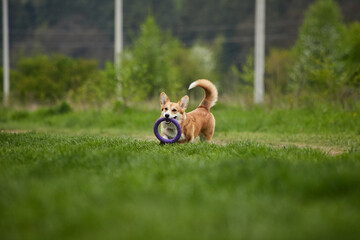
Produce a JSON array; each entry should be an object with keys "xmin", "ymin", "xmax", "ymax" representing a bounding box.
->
[{"xmin": 0, "ymin": 105, "xmax": 360, "ymax": 239}]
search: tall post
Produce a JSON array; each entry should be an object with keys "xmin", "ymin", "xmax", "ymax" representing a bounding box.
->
[
  {"xmin": 114, "ymin": 0, "xmax": 123, "ymax": 100},
  {"xmin": 3, "ymin": 0, "xmax": 10, "ymax": 106},
  {"xmin": 254, "ymin": 0, "xmax": 266, "ymax": 104},
  {"xmin": 114, "ymin": 0, "xmax": 123, "ymax": 63}
]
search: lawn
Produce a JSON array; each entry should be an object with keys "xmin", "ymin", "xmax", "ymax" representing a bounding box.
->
[{"xmin": 0, "ymin": 105, "xmax": 359, "ymax": 240}]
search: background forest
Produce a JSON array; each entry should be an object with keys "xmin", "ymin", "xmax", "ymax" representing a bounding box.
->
[{"xmin": 0, "ymin": 0, "xmax": 359, "ymax": 108}]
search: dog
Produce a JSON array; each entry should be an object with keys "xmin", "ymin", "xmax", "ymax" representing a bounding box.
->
[{"xmin": 159, "ymin": 79, "xmax": 218, "ymax": 143}]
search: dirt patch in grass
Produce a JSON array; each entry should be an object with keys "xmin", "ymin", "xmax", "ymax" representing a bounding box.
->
[
  {"xmin": 1, "ymin": 130, "xmax": 348, "ymax": 156},
  {"xmin": 133, "ymin": 133, "xmax": 347, "ymax": 156},
  {"xmin": 275, "ymin": 142, "xmax": 345, "ymax": 156},
  {"xmin": 1, "ymin": 129, "xmax": 32, "ymax": 134}
]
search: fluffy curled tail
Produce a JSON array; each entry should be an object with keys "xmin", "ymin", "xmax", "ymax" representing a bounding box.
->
[{"xmin": 188, "ymin": 79, "xmax": 218, "ymax": 110}]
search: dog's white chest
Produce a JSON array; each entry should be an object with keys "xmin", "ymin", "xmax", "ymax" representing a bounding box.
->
[{"xmin": 161, "ymin": 122, "xmax": 179, "ymax": 139}]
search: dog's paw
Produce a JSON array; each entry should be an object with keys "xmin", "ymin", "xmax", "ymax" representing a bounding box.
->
[{"xmin": 178, "ymin": 133, "xmax": 185, "ymax": 142}]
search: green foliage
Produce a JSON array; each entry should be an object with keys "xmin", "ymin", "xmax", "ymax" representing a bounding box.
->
[
  {"xmin": 69, "ymin": 61, "xmax": 118, "ymax": 108},
  {"xmin": 0, "ymin": 68, "xmax": 2, "ymax": 101},
  {"xmin": 273, "ymin": 0, "xmax": 360, "ymax": 108},
  {"xmin": 225, "ymin": 0, "xmax": 359, "ymax": 108},
  {"xmin": 40, "ymin": 101, "xmax": 73, "ymax": 116},
  {"xmin": 6, "ymin": 55, "xmax": 118, "ymax": 108},
  {"xmin": 5, "ymin": 16, "xmax": 221, "ymax": 108},
  {"xmin": 10, "ymin": 110, "xmax": 29, "ymax": 120},
  {"xmin": 265, "ymin": 48, "xmax": 292, "ymax": 104},
  {"xmin": 294, "ymin": 0, "xmax": 345, "ymax": 61},
  {"xmin": 343, "ymin": 22, "xmax": 360, "ymax": 88},
  {"xmin": 5, "ymin": 2, "xmax": 360, "ymax": 108},
  {"xmin": 231, "ymin": 51, "xmax": 254, "ymax": 94},
  {"xmin": 119, "ymin": 16, "xmax": 220, "ymax": 104},
  {"xmin": 174, "ymin": 39, "xmax": 222, "ymax": 99},
  {"xmin": 291, "ymin": 0, "xmax": 346, "ymax": 94},
  {"xmin": 119, "ymin": 16, "xmax": 182, "ymax": 103},
  {"xmin": 12, "ymin": 54, "xmax": 99, "ymax": 105},
  {"xmin": 227, "ymin": 51, "xmax": 254, "ymax": 106}
]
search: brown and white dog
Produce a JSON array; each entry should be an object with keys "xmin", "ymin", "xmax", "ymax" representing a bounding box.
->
[{"xmin": 159, "ymin": 79, "xmax": 218, "ymax": 143}]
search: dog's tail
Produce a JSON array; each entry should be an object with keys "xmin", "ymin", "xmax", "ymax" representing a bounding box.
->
[{"xmin": 188, "ymin": 79, "xmax": 218, "ymax": 110}]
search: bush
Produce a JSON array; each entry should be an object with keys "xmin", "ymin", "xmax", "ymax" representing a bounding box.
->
[
  {"xmin": 48, "ymin": 101, "xmax": 73, "ymax": 115},
  {"xmin": 69, "ymin": 62, "xmax": 117, "ymax": 108},
  {"xmin": 12, "ymin": 54, "xmax": 99, "ymax": 105},
  {"xmin": 11, "ymin": 110, "xmax": 29, "ymax": 120}
]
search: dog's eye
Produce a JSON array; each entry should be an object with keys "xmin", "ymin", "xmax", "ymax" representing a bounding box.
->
[
  {"xmin": 164, "ymin": 108, "xmax": 168, "ymax": 111},
  {"xmin": 172, "ymin": 109, "xmax": 176, "ymax": 112}
]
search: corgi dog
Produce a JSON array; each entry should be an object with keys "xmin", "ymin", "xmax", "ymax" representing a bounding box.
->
[{"xmin": 159, "ymin": 79, "xmax": 218, "ymax": 143}]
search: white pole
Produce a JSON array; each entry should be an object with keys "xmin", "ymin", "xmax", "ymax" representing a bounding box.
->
[
  {"xmin": 254, "ymin": 0, "xmax": 266, "ymax": 104},
  {"xmin": 114, "ymin": 0, "xmax": 123, "ymax": 63},
  {"xmin": 3, "ymin": 0, "xmax": 10, "ymax": 106},
  {"xmin": 114, "ymin": 0, "xmax": 123, "ymax": 100}
]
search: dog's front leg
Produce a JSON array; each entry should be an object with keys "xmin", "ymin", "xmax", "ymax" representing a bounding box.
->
[
  {"xmin": 178, "ymin": 133, "xmax": 185, "ymax": 142},
  {"xmin": 159, "ymin": 134, "xmax": 168, "ymax": 145}
]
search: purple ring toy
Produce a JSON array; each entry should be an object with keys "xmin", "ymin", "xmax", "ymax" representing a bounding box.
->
[{"xmin": 154, "ymin": 117, "xmax": 182, "ymax": 144}]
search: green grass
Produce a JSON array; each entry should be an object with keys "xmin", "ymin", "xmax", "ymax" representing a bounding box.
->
[
  {"xmin": 0, "ymin": 105, "xmax": 359, "ymax": 239},
  {"xmin": 1, "ymin": 133, "xmax": 360, "ymax": 240},
  {"xmin": 1, "ymin": 104, "xmax": 359, "ymax": 135},
  {"xmin": 1, "ymin": 105, "xmax": 359, "ymax": 152}
]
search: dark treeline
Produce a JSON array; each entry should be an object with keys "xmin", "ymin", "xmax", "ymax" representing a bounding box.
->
[
  {"xmin": 0, "ymin": 0, "xmax": 359, "ymax": 109},
  {"xmin": 2, "ymin": 0, "xmax": 360, "ymax": 67}
]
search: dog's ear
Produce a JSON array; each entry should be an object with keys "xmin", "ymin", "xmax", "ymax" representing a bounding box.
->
[
  {"xmin": 160, "ymin": 92, "xmax": 169, "ymax": 106},
  {"xmin": 178, "ymin": 95, "xmax": 189, "ymax": 110}
]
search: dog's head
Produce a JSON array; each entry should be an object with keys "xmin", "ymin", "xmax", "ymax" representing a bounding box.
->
[{"xmin": 160, "ymin": 92, "xmax": 189, "ymax": 124}]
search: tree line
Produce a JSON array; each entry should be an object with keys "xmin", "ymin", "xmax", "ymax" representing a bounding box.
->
[{"xmin": 0, "ymin": 0, "xmax": 359, "ymax": 109}]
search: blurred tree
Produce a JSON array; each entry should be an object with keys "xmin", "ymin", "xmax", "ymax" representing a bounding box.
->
[
  {"xmin": 4, "ymin": 0, "xmax": 360, "ymax": 108},
  {"xmin": 343, "ymin": 22, "xmax": 360, "ymax": 88},
  {"xmin": 118, "ymin": 16, "xmax": 220, "ymax": 105},
  {"xmin": 290, "ymin": 0, "xmax": 346, "ymax": 96},
  {"xmin": 5, "ymin": 0, "xmax": 360, "ymax": 71},
  {"xmin": 340, "ymin": 22, "xmax": 360, "ymax": 107},
  {"xmin": 265, "ymin": 48, "xmax": 292, "ymax": 105},
  {"xmin": 119, "ymin": 16, "xmax": 182, "ymax": 104},
  {"xmin": 231, "ymin": 51, "xmax": 254, "ymax": 95}
]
